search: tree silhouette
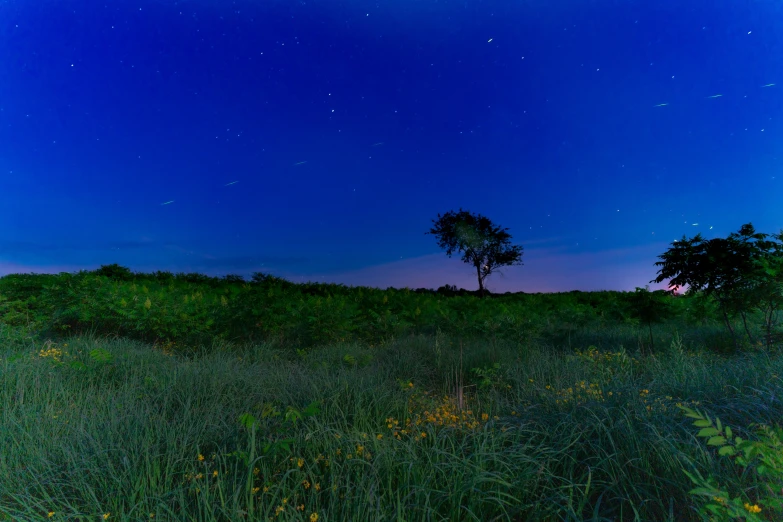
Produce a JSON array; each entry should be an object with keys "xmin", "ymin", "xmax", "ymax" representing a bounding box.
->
[
  {"xmin": 93, "ymin": 263, "xmax": 134, "ymax": 281},
  {"xmin": 425, "ymin": 208, "xmax": 524, "ymax": 298},
  {"xmin": 650, "ymin": 223, "xmax": 783, "ymax": 349}
]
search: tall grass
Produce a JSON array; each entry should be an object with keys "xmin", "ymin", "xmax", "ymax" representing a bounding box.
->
[{"xmin": 1, "ymin": 323, "xmax": 782, "ymax": 521}]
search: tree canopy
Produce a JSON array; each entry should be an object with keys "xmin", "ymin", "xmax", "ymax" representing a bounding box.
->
[
  {"xmin": 426, "ymin": 208, "xmax": 524, "ymax": 298},
  {"xmin": 650, "ymin": 223, "xmax": 783, "ymax": 349}
]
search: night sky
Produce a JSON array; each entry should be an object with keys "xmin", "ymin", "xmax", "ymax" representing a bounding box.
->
[{"xmin": 1, "ymin": 0, "xmax": 782, "ymax": 293}]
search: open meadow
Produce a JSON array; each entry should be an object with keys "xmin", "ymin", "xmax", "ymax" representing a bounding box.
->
[{"xmin": 1, "ymin": 269, "xmax": 782, "ymax": 521}]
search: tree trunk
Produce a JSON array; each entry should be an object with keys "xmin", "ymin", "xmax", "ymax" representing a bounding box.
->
[
  {"xmin": 719, "ymin": 303, "xmax": 739, "ymax": 350},
  {"xmin": 648, "ymin": 322, "xmax": 655, "ymax": 353},
  {"xmin": 740, "ymin": 310, "xmax": 756, "ymax": 345}
]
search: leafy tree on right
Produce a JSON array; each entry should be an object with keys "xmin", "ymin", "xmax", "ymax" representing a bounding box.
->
[{"xmin": 650, "ymin": 223, "xmax": 783, "ymax": 350}]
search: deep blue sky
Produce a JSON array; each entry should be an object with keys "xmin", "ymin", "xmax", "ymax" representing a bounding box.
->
[{"xmin": 1, "ymin": 0, "xmax": 782, "ymax": 293}]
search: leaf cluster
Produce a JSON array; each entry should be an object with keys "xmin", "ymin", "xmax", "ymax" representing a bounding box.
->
[
  {"xmin": 651, "ymin": 223, "xmax": 783, "ymax": 348},
  {"xmin": 679, "ymin": 405, "xmax": 783, "ymax": 520},
  {"xmin": 651, "ymin": 224, "xmax": 782, "ymax": 300}
]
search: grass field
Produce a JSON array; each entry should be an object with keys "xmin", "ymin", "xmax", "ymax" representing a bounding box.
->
[{"xmin": 2, "ymin": 318, "xmax": 782, "ymax": 521}]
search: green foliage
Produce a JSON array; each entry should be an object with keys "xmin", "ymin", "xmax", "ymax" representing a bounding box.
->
[
  {"xmin": 4, "ymin": 298, "xmax": 783, "ymax": 521},
  {"xmin": 175, "ymin": 272, "xmax": 220, "ymax": 285},
  {"xmin": 679, "ymin": 405, "xmax": 783, "ymax": 521},
  {"xmin": 683, "ymin": 290, "xmax": 721, "ymax": 326},
  {"xmin": 342, "ymin": 352, "xmax": 373, "ymax": 368},
  {"xmin": 567, "ymin": 345, "xmax": 634, "ymax": 383},
  {"xmin": 221, "ymin": 274, "xmax": 246, "ymax": 284},
  {"xmin": 5, "ymin": 227, "xmax": 783, "ymax": 521},
  {"xmin": 469, "ymin": 362, "xmax": 505, "ymax": 390},
  {"xmin": 746, "ymin": 253, "xmax": 783, "ymax": 349},
  {"xmin": 227, "ymin": 401, "xmax": 322, "ymax": 470},
  {"xmin": 651, "ymin": 223, "xmax": 783, "ymax": 349},
  {"xmin": 0, "ymin": 322, "xmax": 35, "ymax": 350},
  {"xmin": 627, "ymin": 286, "xmax": 676, "ymax": 353},
  {"xmin": 0, "ymin": 265, "xmax": 765, "ymax": 359},
  {"xmin": 426, "ymin": 208, "xmax": 524, "ymax": 298},
  {"xmin": 93, "ymin": 263, "xmax": 135, "ymax": 281}
]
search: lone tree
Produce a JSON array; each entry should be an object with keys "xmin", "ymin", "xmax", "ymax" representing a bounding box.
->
[{"xmin": 425, "ymin": 208, "xmax": 524, "ymax": 298}]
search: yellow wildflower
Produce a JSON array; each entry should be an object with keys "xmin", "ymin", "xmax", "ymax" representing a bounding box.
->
[{"xmin": 744, "ymin": 503, "xmax": 762, "ymax": 514}]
